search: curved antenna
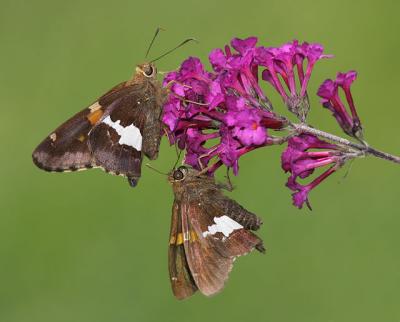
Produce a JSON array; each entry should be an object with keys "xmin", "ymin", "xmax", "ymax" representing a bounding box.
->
[
  {"xmin": 172, "ymin": 148, "xmax": 183, "ymax": 170},
  {"xmin": 145, "ymin": 149, "xmax": 182, "ymax": 176},
  {"xmin": 162, "ymin": 128, "xmax": 183, "ymax": 171},
  {"xmin": 145, "ymin": 27, "xmax": 165, "ymax": 58},
  {"xmin": 150, "ymin": 38, "xmax": 198, "ymax": 63},
  {"xmin": 145, "ymin": 163, "xmax": 168, "ymax": 176}
]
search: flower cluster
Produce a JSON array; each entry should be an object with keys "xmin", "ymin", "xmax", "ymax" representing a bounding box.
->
[
  {"xmin": 162, "ymin": 37, "xmax": 364, "ymax": 209},
  {"xmin": 162, "ymin": 47, "xmax": 288, "ymax": 175}
]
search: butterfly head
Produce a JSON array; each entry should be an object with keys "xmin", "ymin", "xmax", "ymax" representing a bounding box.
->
[
  {"xmin": 135, "ymin": 63, "xmax": 157, "ymax": 79},
  {"xmin": 168, "ymin": 166, "xmax": 214, "ymax": 188},
  {"xmin": 169, "ymin": 166, "xmax": 189, "ymax": 183}
]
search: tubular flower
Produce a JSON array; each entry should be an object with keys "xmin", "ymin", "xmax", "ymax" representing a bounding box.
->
[
  {"xmin": 317, "ymin": 71, "xmax": 363, "ymax": 140},
  {"xmin": 281, "ymin": 134, "xmax": 346, "ymax": 209},
  {"xmin": 162, "ymin": 36, "xmax": 366, "ymax": 210},
  {"xmin": 162, "ymin": 38, "xmax": 288, "ymax": 175},
  {"xmin": 258, "ymin": 41, "xmax": 332, "ymax": 121}
]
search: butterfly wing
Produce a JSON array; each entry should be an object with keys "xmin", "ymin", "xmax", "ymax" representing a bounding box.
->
[
  {"xmin": 202, "ymin": 188, "xmax": 264, "ymax": 231},
  {"xmin": 170, "ymin": 176, "xmax": 264, "ymax": 296},
  {"xmin": 32, "ymin": 78, "xmax": 164, "ymax": 185},
  {"xmin": 32, "ymin": 80, "xmax": 130, "ymax": 172},
  {"xmin": 168, "ymin": 168, "xmax": 265, "ymax": 299},
  {"xmin": 168, "ymin": 201, "xmax": 198, "ymax": 300},
  {"xmin": 98, "ymin": 78, "xmax": 164, "ymax": 160},
  {"xmin": 32, "ymin": 100, "xmax": 109, "ymax": 172},
  {"xmin": 88, "ymin": 80, "xmax": 163, "ymax": 184}
]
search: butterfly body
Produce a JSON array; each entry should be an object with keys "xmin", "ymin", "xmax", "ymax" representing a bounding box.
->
[
  {"xmin": 168, "ymin": 166, "xmax": 264, "ymax": 300},
  {"xmin": 32, "ymin": 63, "xmax": 167, "ymax": 186}
]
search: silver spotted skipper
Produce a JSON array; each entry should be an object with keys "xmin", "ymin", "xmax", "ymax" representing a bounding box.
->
[
  {"xmin": 32, "ymin": 62, "xmax": 166, "ymax": 187},
  {"xmin": 168, "ymin": 166, "xmax": 265, "ymax": 299},
  {"xmin": 32, "ymin": 32, "xmax": 195, "ymax": 187}
]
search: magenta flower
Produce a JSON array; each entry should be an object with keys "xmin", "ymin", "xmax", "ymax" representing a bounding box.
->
[
  {"xmin": 183, "ymin": 128, "xmax": 219, "ymax": 168},
  {"xmin": 281, "ymin": 134, "xmax": 344, "ymax": 209},
  {"xmin": 162, "ymin": 39, "xmax": 287, "ymax": 176},
  {"xmin": 317, "ymin": 71, "xmax": 363, "ymax": 140},
  {"xmin": 209, "ymin": 37, "xmax": 272, "ymax": 109},
  {"xmin": 227, "ymin": 110, "xmax": 267, "ymax": 146},
  {"xmin": 215, "ymin": 126, "xmax": 243, "ymax": 175},
  {"xmin": 160, "ymin": 36, "xmax": 374, "ymax": 211},
  {"xmin": 231, "ymin": 37, "xmax": 258, "ymax": 55},
  {"xmin": 162, "ymin": 97, "xmax": 184, "ymax": 132},
  {"xmin": 259, "ymin": 41, "xmax": 332, "ymax": 121},
  {"xmin": 224, "ymin": 97, "xmax": 268, "ymax": 146}
]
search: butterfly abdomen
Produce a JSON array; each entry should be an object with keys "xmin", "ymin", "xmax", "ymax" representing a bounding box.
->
[{"xmin": 222, "ymin": 199, "xmax": 263, "ymax": 231}]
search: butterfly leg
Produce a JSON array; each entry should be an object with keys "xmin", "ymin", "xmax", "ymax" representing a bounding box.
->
[
  {"xmin": 197, "ymin": 146, "xmax": 219, "ymax": 170},
  {"xmin": 217, "ymin": 168, "xmax": 234, "ymax": 191}
]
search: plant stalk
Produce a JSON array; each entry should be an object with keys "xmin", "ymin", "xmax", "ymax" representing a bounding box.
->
[{"xmin": 291, "ymin": 123, "xmax": 400, "ymax": 164}]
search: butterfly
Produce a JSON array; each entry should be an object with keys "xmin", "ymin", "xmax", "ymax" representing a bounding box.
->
[
  {"xmin": 168, "ymin": 166, "xmax": 265, "ymax": 299},
  {"xmin": 32, "ymin": 62, "xmax": 166, "ymax": 187}
]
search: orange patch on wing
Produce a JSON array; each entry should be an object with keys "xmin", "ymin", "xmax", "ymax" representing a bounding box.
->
[
  {"xmin": 190, "ymin": 231, "xmax": 198, "ymax": 242},
  {"xmin": 87, "ymin": 109, "xmax": 104, "ymax": 125},
  {"xmin": 176, "ymin": 233, "xmax": 184, "ymax": 245},
  {"xmin": 78, "ymin": 134, "xmax": 85, "ymax": 142},
  {"xmin": 170, "ymin": 231, "xmax": 198, "ymax": 245}
]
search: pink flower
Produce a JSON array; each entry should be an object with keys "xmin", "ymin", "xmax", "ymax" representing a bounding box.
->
[
  {"xmin": 317, "ymin": 71, "xmax": 363, "ymax": 139},
  {"xmin": 281, "ymin": 134, "xmax": 343, "ymax": 209},
  {"xmin": 259, "ymin": 41, "xmax": 332, "ymax": 121}
]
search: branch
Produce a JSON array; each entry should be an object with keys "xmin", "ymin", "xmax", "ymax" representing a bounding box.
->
[{"xmin": 291, "ymin": 123, "xmax": 400, "ymax": 164}]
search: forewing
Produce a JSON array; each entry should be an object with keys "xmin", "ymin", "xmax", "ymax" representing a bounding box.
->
[
  {"xmin": 33, "ymin": 76, "xmax": 163, "ymax": 183},
  {"xmin": 99, "ymin": 79, "xmax": 164, "ymax": 160},
  {"xmin": 168, "ymin": 201, "xmax": 197, "ymax": 300},
  {"xmin": 88, "ymin": 84, "xmax": 151, "ymax": 180},
  {"xmin": 32, "ymin": 80, "xmax": 130, "ymax": 172},
  {"xmin": 32, "ymin": 101, "xmax": 106, "ymax": 172}
]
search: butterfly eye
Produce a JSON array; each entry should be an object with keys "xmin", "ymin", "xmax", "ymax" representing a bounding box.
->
[
  {"xmin": 173, "ymin": 169, "xmax": 185, "ymax": 181},
  {"xmin": 177, "ymin": 166, "xmax": 188, "ymax": 175},
  {"xmin": 143, "ymin": 65, "xmax": 155, "ymax": 77}
]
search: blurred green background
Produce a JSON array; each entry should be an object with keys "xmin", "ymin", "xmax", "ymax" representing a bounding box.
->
[{"xmin": 1, "ymin": 0, "xmax": 400, "ymax": 321}]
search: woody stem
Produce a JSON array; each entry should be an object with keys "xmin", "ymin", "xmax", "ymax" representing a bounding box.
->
[{"xmin": 291, "ymin": 123, "xmax": 400, "ymax": 164}]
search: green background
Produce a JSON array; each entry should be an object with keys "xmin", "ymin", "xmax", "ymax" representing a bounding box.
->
[{"xmin": 1, "ymin": 0, "xmax": 400, "ymax": 321}]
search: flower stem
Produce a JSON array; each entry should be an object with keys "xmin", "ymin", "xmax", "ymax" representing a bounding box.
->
[{"xmin": 291, "ymin": 123, "xmax": 400, "ymax": 164}]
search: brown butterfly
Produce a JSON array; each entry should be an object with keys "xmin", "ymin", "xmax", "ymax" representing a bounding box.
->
[
  {"xmin": 32, "ymin": 31, "xmax": 195, "ymax": 187},
  {"xmin": 168, "ymin": 166, "xmax": 265, "ymax": 299},
  {"xmin": 32, "ymin": 62, "xmax": 165, "ymax": 187}
]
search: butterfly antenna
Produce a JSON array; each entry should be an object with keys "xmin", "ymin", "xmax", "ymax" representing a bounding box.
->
[
  {"xmin": 174, "ymin": 142, "xmax": 179, "ymax": 158},
  {"xmin": 172, "ymin": 149, "xmax": 183, "ymax": 170},
  {"xmin": 145, "ymin": 27, "xmax": 165, "ymax": 58},
  {"xmin": 150, "ymin": 38, "xmax": 198, "ymax": 63},
  {"xmin": 145, "ymin": 163, "xmax": 168, "ymax": 176}
]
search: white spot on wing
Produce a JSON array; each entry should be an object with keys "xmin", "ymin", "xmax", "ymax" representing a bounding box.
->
[
  {"xmin": 202, "ymin": 215, "xmax": 243, "ymax": 238},
  {"xmin": 88, "ymin": 101, "xmax": 102, "ymax": 112},
  {"xmin": 102, "ymin": 115, "xmax": 142, "ymax": 151},
  {"xmin": 49, "ymin": 133, "xmax": 57, "ymax": 141}
]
